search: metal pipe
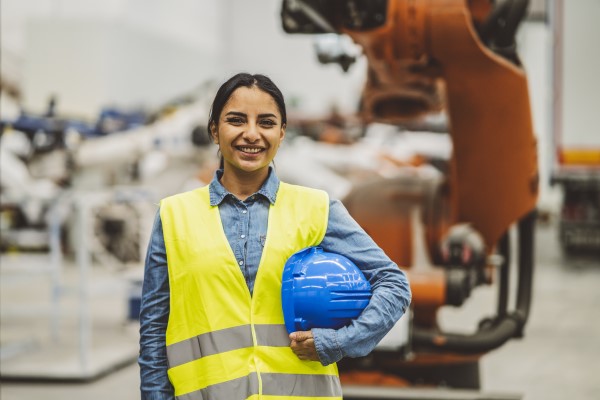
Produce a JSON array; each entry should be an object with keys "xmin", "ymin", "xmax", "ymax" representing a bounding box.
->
[
  {"xmin": 49, "ymin": 198, "xmax": 64, "ymax": 342},
  {"xmin": 412, "ymin": 210, "xmax": 536, "ymax": 353},
  {"xmin": 513, "ymin": 209, "xmax": 536, "ymax": 335},
  {"xmin": 496, "ymin": 231, "xmax": 510, "ymax": 319},
  {"xmin": 75, "ymin": 196, "xmax": 91, "ymax": 374},
  {"xmin": 412, "ymin": 316, "xmax": 521, "ymax": 353}
]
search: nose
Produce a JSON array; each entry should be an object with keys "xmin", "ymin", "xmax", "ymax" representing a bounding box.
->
[{"xmin": 243, "ymin": 123, "xmax": 260, "ymax": 142}]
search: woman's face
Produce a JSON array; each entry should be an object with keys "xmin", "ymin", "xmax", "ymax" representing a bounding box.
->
[{"xmin": 211, "ymin": 86, "xmax": 285, "ymax": 175}]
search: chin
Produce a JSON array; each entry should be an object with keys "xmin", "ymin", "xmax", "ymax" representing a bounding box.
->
[{"xmin": 232, "ymin": 162, "xmax": 270, "ymax": 174}]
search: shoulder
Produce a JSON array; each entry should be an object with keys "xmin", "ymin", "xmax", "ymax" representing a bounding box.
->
[
  {"xmin": 327, "ymin": 198, "xmax": 354, "ymax": 223},
  {"xmin": 279, "ymin": 181, "xmax": 329, "ymax": 200},
  {"xmin": 161, "ymin": 186, "xmax": 209, "ymax": 208}
]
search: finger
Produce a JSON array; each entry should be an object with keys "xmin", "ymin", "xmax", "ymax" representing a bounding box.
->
[
  {"xmin": 290, "ymin": 341, "xmax": 309, "ymax": 353},
  {"xmin": 295, "ymin": 346, "xmax": 318, "ymax": 361},
  {"xmin": 289, "ymin": 330, "xmax": 313, "ymax": 342},
  {"xmin": 290, "ymin": 339, "xmax": 317, "ymax": 359},
  {"xmin": 290, "ymin": 338, "xmax": 311, "ymax": 349}
]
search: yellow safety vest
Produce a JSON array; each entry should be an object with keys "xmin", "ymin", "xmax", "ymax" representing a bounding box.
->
[{"xmin": 160, "ymin": 182, "xmax": 342, "ymax": 400}]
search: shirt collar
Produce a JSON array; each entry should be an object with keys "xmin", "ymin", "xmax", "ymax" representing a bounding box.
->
[{"xmin": 209, "ymin": 167, "xmax": 280, "ymax": 206}]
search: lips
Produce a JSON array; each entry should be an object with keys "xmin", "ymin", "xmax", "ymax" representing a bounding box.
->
[{"xmin": 236, "ymin": 146, "xmax": 265, "ymax": 154}]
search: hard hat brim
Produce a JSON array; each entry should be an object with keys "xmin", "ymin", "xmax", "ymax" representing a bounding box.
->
[{"xmin": 281, "ymin": 247, "xmax": 313, "ymax": 334}]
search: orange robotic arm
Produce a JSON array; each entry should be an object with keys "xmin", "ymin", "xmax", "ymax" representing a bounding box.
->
[{"xmin": 281, "ymin": 0, "xmax": 538, "ymax": 370}]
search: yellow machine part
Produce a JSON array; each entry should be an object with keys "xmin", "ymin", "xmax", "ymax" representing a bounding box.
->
[{"xmin": 558, "ymin": 148, "xmax": 600, "ymax": 166}]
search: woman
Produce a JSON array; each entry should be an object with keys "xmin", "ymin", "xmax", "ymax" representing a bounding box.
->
[{"xmin": 139, "ymin": 73, "xmax": 411, "ymax": 400}]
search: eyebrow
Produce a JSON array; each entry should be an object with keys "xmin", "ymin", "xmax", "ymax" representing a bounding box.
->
[{"xmin": 224, "ymin": 111, "xmax": 278, "ymax": 119}]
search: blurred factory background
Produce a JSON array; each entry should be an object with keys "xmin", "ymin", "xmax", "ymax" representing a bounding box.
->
[{"xmin": 0, "ymin": 1, "xmax": 598, "ymax": 400}]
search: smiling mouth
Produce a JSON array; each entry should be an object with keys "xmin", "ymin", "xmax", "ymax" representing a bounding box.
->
[{"xmin": 236, "ymin": 146, "xmax": 265, "ymax": 154}]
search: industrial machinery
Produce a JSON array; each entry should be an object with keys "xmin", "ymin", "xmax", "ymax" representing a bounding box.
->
[
  {"xmin": 0, "ymin": 85, "xmax": 215, "ymax": 380},
  {"xmin": 0, "ymin": 91, "xmax": 212, "ymax": 256},
  {"xmin": 281, "ymin": 0, "xmax": 539, "ymax": 395}
]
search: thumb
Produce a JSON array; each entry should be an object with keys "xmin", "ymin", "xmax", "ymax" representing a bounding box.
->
[{"xmin": 289, "ymin": 330, "xmax": 312, "ymax": 342}]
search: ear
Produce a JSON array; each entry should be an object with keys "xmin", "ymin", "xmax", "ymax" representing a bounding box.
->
[
  {"xmin": 280, "ymin": 123, "xmax": 286, "ymax": 141},
  {"xmin": 210, "ymin": 122, "xmax": 219, "ymax": 144}
]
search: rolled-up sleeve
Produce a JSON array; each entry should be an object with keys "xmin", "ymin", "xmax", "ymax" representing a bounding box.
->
[
  {"xmin": 139, "ymin": 210, "xmax": 174, "ymax": 400},
  {"xmin": 312, "ymin": 199, "xmax": 412, "ymax": 366}
]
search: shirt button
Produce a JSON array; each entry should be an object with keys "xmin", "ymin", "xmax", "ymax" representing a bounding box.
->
[
  {"xmin": 242, "ymin": 210, "xmax": 247, "ymax": 214},
  {"xmin": 240, "ymin": 234, "xmax": 246, "ymax": 239},
  {"xmin": 239, "ymin": 260, "xmax": 244, "ymax": 265}
]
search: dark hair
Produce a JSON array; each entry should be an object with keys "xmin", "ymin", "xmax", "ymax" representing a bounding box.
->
[{"xmin": 207, "ymin": 73, "xmax": 287, "ymax": 139}]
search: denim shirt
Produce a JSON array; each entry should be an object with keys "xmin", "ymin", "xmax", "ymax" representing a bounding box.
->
[{"xmin": 139, "ymin": 168, "xmax": 411, "ymax": 400}]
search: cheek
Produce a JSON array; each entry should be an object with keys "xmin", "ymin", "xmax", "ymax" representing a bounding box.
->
[{"xmin": 214, "ymin": 131, "xmax": 230, "ymax": 146}]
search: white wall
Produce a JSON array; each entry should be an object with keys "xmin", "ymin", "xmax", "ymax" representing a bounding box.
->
[
  {"xmin": 1, "ymin": 0, "xmax": 122, "ymax": 90},
  {"xmin": 1, "ymin": 0, "xmax": 219, "ymax": 53},
  {"xmin": 2, "ymin": 0, "xmax": 223, "ymax": 117},
  {"xmin": 561, "ymin": 0, "xmax": 600, "ymax": 148},
  {"xmin": 22, "ymin": 19, "xmax": 221, "ymax": 117}
]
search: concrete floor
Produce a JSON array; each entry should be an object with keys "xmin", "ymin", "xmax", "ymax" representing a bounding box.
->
[{"xmin": 1, "ymin": 219, "xmax": 599, "ymax": 400}]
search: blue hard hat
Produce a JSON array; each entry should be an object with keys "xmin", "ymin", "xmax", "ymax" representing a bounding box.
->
[{"xmin": 281, "ymin": 247, "xmax": 372, "ymax": 334}]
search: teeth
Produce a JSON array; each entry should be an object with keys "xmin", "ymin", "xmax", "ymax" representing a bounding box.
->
[{"xmin": 239, "ymin": 147, "xmax": 263, "ymax": 153}]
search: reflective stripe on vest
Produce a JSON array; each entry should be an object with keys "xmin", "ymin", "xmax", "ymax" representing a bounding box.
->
[
  {"xmin": 167, "ymin": 324, "xmax": 290, "ymax": 368},
  {"xmin": 160, "ymin": 182, "xmax": 341, "ymax": 399},
  {"xmin": 176, "ymin": 373, "xmax": 342, "ymax": 400}
]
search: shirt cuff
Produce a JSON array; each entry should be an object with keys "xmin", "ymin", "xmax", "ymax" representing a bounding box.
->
[
  {"xmin": 141, "ymin": 390, "xmax": 175, "ymax": 400},
  {"xmin": 311, "ymin": 328, "xmax": 344, "ymax": 366}
]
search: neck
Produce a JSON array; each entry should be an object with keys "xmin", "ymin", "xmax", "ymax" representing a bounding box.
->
[{"xmin": 220, "ymin": 166, "xmax": 269, "ymax": 201}]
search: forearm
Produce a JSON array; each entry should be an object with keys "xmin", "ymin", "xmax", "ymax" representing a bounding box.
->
[
  {"xmin": 312, "ymin": 269, "xmax": 410, "ymax": 365},
  {"xmin": 139, "ymin": 211, "xmax": 174, "ymax": 399},
  {"xmin": 139, "ymin": 317, "xmax": 173, "ymax": 399}
]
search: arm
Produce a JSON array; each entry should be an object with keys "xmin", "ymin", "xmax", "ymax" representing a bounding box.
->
[
  {"xmin": 310, "ymin": 199, "xmax": 411, "ymax": 365},
  {"xmin": 139, "ymin": 211, "xmax": 175, "ymax": 400}
]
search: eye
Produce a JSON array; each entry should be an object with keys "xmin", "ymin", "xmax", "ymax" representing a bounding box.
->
[
  {"xmin": 225, "ymin": 117, "xmax": 244, "ymax": 125},
  {"xmin": 260, "ymin": 119, "xmax": 277, "ymax": 127}
]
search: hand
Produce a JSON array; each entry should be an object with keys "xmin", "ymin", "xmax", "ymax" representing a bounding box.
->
[{"xmin": 289, "ymin": 331, "xmax": 319, "ymax": 361}]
